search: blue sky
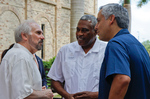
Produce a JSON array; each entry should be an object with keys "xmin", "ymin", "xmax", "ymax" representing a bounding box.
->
[{"xmin": 98, "ymin": 0, "xmax": 150, "ymax": 42}]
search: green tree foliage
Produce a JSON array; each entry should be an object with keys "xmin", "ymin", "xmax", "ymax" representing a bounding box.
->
[
  {"xmin": 137, "ymin": 0, "xmax": 150, "ymax": 7},
  {"xmin": 119, "ymin": 0, "xmax": 150, "ymax": 7},
  {"xmin": 43, "ymin": 57, "xmax": 62, "ymax": 98},
  {"xmin": 43, "ymin": 56, "xmax": 56, "ymax": 88},
  {"xmin": 142, "ymin": 40, "xmax": 150, "ymax": 54}
]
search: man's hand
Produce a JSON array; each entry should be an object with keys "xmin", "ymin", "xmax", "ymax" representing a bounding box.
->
[
  {"xmin": 42, "ymin": 86, "xmax": 46, "ymax": 90},
  {"xmin": 43, "ymin": 89, "xmax": 54, "ymax": 99},
  {"xmin": 64, "ymin": 94, "xmax": 75, "ymax": 99},
  {"xmin": 73, "ymin": 91, "xmax": 98, "ymax": 99}
]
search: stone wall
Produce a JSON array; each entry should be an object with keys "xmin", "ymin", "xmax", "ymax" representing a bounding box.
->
[
  {"xmin": 0, "ymin": 0, "xmax": 24, "ymax": 59},
  {"xmin": 0, "ymin": 0, "xmax": 97, "ymax": 60}
]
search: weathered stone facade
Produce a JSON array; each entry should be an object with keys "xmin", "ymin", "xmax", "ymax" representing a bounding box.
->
[{"xmin": 0, "ymin": 0, "xmax": 97, "ymax": 60}]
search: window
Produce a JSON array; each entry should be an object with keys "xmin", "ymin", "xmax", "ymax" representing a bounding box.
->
[{"xmin": 41, "ymin": 24, "xmax": 45, "ymax": 59}]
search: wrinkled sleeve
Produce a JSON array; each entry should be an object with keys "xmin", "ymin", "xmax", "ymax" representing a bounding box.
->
[
  {"xmin": 11, "ymin": 59, "xmax": 33, "ymax": 99},
  {"xmin": 47, "ymin": 48, "xmax": 64, "ymax": 83},
  {"xmin": 105, "ymin": 41, "xmax": 130, "ymax": 83}
]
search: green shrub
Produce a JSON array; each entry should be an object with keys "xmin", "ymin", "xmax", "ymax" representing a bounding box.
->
[{"xmin": 43, "ymin": 56, "xmax": 56, "ymax": 88}]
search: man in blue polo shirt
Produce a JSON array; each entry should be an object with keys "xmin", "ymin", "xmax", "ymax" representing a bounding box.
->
[{"xmin": 95, "ymin": 3, "xmax": 150, "ymax": 99}]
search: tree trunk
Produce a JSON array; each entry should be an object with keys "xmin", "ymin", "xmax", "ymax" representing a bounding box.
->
[{"xmin": 124, "ymin": 0, "xmax": 131, "ymax": 33}]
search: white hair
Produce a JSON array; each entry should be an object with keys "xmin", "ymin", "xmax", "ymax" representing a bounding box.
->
[{"xmin": 14, "ymin": 19, "xmax": 37, "ymax": 43}]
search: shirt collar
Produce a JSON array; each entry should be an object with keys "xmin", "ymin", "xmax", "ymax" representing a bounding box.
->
[
  {"xmin": 90, "ymin": 38, "xmax": 102, "ymax": 53},
  {"xmin": 74, "ymin": 38, "xmax": 102, "ymax": 53},
  {"xmin": 13, "ymin": 43, "xmax": 34, "ymax": 58},
  {"xmin": 114, "ymin": 29, "xmax": 129, "ymax": 38}
]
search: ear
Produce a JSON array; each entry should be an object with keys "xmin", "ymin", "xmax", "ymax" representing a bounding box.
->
[
  {"xmin": 93, "ymin": 28, "xmax": 97, "ymax": 35},
  {"xmin": 21, "ymin": 33, "xmax": 28, "ymax": 41},
  {"xmin": 95, "ymin": 30, "xmax": 98, "ymax": 35},
  {"xmin": 109, "ymin": 15, "xmax": 115, "ymax": 25}
]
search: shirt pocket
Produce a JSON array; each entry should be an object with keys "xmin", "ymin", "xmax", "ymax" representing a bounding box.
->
[
  {"xmin": 62, "ymin": 61, "xmax": 76, "ymax": 80},
  {"xmin": 93, "ymin": 61, "xmax": 102, "ymax": 80}
]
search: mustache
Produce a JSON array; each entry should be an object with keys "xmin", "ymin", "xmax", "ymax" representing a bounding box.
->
[
  {"xmin": 38, "ymin": 40, "xmax": 43, "ymax": 43},
  {"xmin": 77, "ymin": 35, "xmax": 84, "ymax": 39}
]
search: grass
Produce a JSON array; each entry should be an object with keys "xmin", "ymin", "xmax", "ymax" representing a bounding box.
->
[{"xmin": 53, "ymin": 93, "xmax": 62, "ymax": 98}]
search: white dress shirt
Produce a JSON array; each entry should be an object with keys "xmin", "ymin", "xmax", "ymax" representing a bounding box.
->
[
  {"xmin": 48, "ymin": 38, "xmax": 107, "ymax": 94},
  {"xmin": 0, "ymin": 43, "xmax": 42, "ymax": 99}
]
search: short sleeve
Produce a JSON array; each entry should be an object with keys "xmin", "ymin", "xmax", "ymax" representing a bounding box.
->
[
  {"xmin": 11, "ymin": 59, "xmax": 33, "ymax": 99},
  {"xmin": 47, "ymin": 49, "xmax": 64, "ymax": 83},
  {"xmin": 105, "ymin": 41, "xmax": 130, "ymax": 82}
]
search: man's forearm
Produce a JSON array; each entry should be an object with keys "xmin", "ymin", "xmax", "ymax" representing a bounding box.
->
[
  {"xmin": 92, "ymin": 92, "xmax": 98, "ymax": 99},
  {"xmin": 73, "ymin": 91, "xmax": 98, "ymax": 99},
  {"xmin": 24, "ymin": 90, "xmax": 42, "ymax": 99},
  {"xmin": 24, "ymin": 89, "xmax": 53, "ymax": 99},
  {"xmin": 108, "ymin": 74, "xmax": 130, "ymax": 99},
  {"xmin": 51, "ymin": 80, "xmax": 72, "ymax": 99}
]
